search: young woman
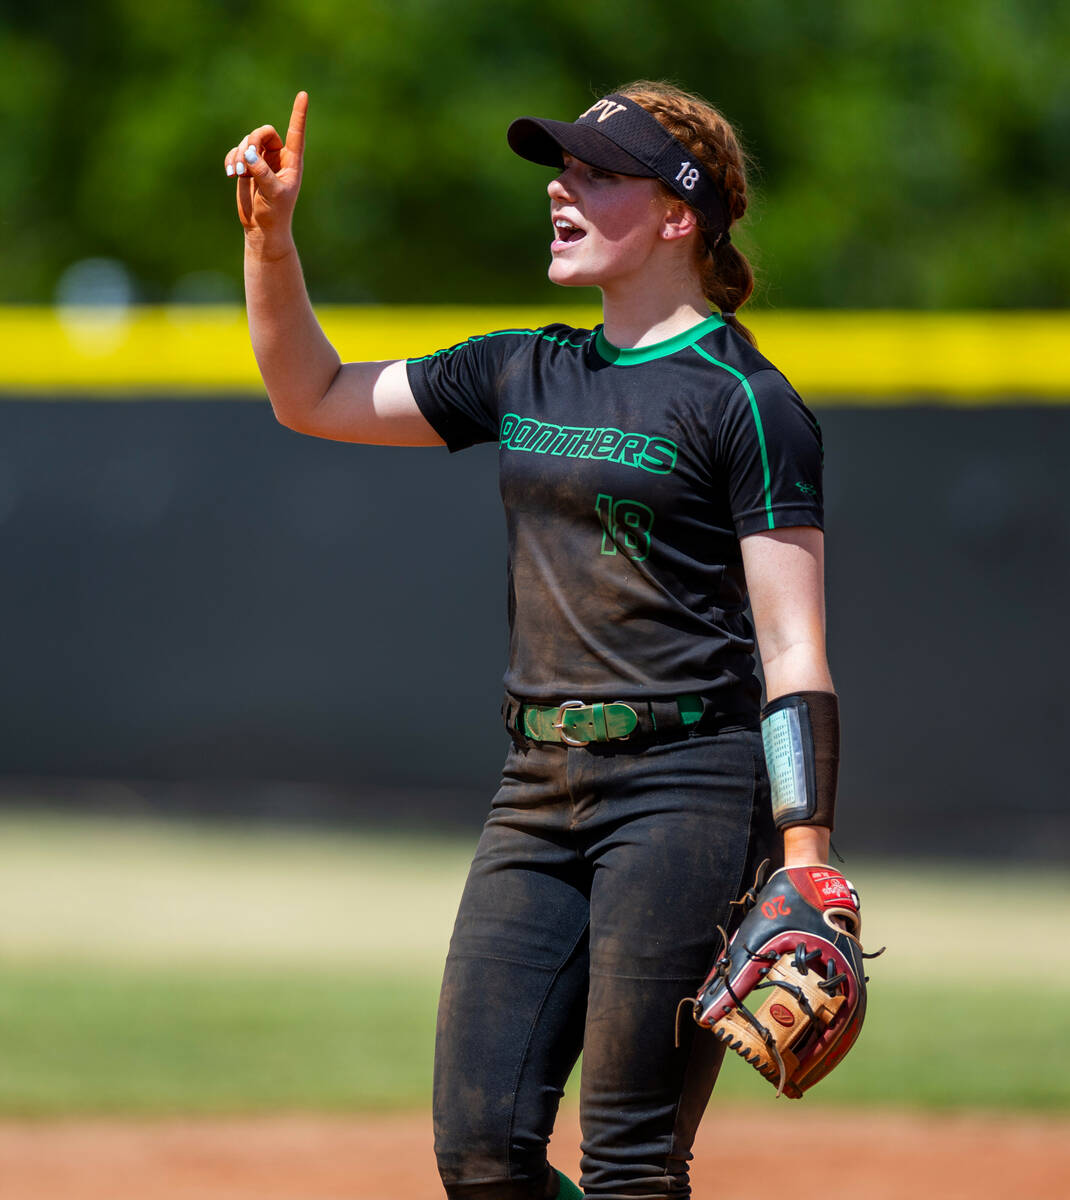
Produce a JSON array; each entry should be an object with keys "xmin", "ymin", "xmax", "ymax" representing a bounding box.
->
[{"xmin": 224, "ymin": 82, "xmax": 837, "ymax": 1199}]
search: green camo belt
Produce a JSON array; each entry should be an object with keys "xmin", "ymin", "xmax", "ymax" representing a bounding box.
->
[{"xmin": 520, "ymin": 695, "xmax": 704, "ymax": 746}]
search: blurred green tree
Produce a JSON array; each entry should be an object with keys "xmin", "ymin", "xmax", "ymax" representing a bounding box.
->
[{"xmin": 1, "ymin": 0, "xmax": 1067, "ymax": 307}]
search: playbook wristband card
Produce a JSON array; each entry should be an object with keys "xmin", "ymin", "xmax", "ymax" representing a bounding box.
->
[{"xmin": 760, "ymin": 692, "xmax": 839, "ymax": 830}]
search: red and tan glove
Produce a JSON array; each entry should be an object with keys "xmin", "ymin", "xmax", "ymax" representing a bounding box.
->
[{"xmin": 690, "ymin": 863, "xmax": 881, "ymax": 1098}]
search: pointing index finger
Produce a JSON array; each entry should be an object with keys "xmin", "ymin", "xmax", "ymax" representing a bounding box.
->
[{"xmin": 286, "ymin": 91, "xmax": 309, "ymax": 156}]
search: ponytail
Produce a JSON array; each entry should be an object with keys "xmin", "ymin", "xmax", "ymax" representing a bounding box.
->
[{"xmin": 701, "ymin": 239, "xmax": 756, "ymax": 347}]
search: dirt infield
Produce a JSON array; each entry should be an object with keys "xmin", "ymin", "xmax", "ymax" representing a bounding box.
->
[{"xmin": 2, "ymin": 1108, "xmax": 1067, "ymax": 1200}]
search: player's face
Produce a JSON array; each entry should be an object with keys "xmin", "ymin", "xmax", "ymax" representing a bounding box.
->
[{"xmin": 547, "ymin": 155, "xmax": 669, "ymax": 291}]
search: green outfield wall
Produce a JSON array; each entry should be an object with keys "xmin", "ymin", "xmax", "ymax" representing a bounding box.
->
[{"xmin": 1, "ymin": 309, "xmax": 1066, "ymax": 858}]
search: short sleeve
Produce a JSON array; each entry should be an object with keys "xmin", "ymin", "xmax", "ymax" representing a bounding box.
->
[
  {"xmin": 716, "ymin": 368, "xmax": 824, "ymax": 537},
  {"xmin": 406, "ymin": 335, "xmax": 505, "ymax": 452}
]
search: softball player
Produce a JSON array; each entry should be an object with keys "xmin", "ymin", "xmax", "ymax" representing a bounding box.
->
[{"xmin": 225, "ymin": 81, "xmax": 838, "ymax": 1199}]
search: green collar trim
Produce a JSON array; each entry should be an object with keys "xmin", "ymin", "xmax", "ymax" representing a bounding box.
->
[{"xmin": 593, "ymin": 312, "xmax": 725, "ymax": 366}]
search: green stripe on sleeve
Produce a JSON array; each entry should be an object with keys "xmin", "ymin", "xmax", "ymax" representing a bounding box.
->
[
  {"xmin": 691, "ymin": 343, "xmax": 774, "ymax": 530},
  {"xmin": 407, "ymin": 327, "xmax": 589, "ymax": 364}
]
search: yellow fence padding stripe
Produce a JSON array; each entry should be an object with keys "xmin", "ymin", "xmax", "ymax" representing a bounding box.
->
[{"xmin": 1, "ymin": 306, "xmax": 1067, "ymax": 402}]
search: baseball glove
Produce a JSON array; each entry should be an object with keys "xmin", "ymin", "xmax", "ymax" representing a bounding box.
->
[{"xmin": 687, "ymin": 862, "xmax": 881, "ymax": 1099}]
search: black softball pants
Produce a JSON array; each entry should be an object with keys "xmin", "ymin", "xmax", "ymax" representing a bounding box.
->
[{"xmin": 433, "ymin": 726, "xmax": 776, "ymax": 1199}]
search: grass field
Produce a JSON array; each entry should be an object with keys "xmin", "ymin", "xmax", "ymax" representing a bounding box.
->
[{"xmin": 0, "ymin": 810, "xmax": 1066, "ymax": 1116}]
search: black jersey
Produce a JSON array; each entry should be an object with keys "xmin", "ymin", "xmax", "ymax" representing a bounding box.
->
[{"xmin": 407, "ymin": 313, "xmax": 823, "ymax": 719}]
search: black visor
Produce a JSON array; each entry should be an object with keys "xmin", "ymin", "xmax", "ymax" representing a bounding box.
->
[{"xmin": 508, "ymin": 93, "xmax": 730, "ymax": 242}]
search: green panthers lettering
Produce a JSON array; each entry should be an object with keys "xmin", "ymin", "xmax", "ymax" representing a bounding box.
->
[{"xmin": 499, "ymin": 413, "xmax": 677, "ymax": 475}]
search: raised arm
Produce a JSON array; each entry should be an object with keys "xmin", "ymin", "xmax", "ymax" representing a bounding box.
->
[
  {"xmin": 224, "ymin": 92, "xmax": 442, "ymax": 446},
  {"xmin": 740, "ymin": 526, "xmax": 835, "ymax": 867}
]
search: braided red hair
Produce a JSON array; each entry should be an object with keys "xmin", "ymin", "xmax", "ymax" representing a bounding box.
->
[{"xmin": 618, "ymin": 81, "xmax": 757, "ymax": 347}]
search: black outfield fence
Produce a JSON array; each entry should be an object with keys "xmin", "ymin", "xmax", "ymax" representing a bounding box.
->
[{"xmin": 1, "ymin": 398, "xmax": 1066, "ymax": 860}]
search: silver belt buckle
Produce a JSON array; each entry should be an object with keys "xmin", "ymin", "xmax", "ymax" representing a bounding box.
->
[{"xmin": 552, "ymin": 699, "xmax": 588, "ymax": 746}]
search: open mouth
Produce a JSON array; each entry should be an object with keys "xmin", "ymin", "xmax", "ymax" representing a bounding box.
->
[{"xmin": 552, "ymin": 217, "xmax": 586, "ymax": 248}]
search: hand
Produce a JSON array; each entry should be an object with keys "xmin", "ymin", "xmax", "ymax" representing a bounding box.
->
[
  {"xmin": 782, "ymin": 826, "xmax": 851, "ymax": 929},
  {"xmin": 781, "ymin": 823, "xmax": 830, "ymax": 867},
  {"xmin": 223, "ymin": 91, "xmax": 309, "ymax": 254}
]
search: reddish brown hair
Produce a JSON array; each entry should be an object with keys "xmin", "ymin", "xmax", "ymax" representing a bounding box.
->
[{"xmin": 618, "ymin": 80, "xmax": 757, "ymax": 347}]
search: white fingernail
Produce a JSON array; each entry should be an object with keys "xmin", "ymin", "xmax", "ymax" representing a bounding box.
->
[
  {"xmin": 226, "ymin": 164, "xmax": 234, "ymax": 177},
  {"xmin": 244, "ymin": 146, "xmax": 258, "ymax": 165},
  {"xmin": 236, "ymin": 162, "xmax": 246, "ymax": 175}
]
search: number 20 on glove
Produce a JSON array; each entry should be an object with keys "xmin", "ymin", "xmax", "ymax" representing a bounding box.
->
[{"xmin": 688, "ymin": 864, "xmax": 883, "ymax": 1099}]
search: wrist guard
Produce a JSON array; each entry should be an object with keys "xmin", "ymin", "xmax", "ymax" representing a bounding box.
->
[{"xmin": 760, "ymin": 691, "xmax": 839, "ymax": 831}]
